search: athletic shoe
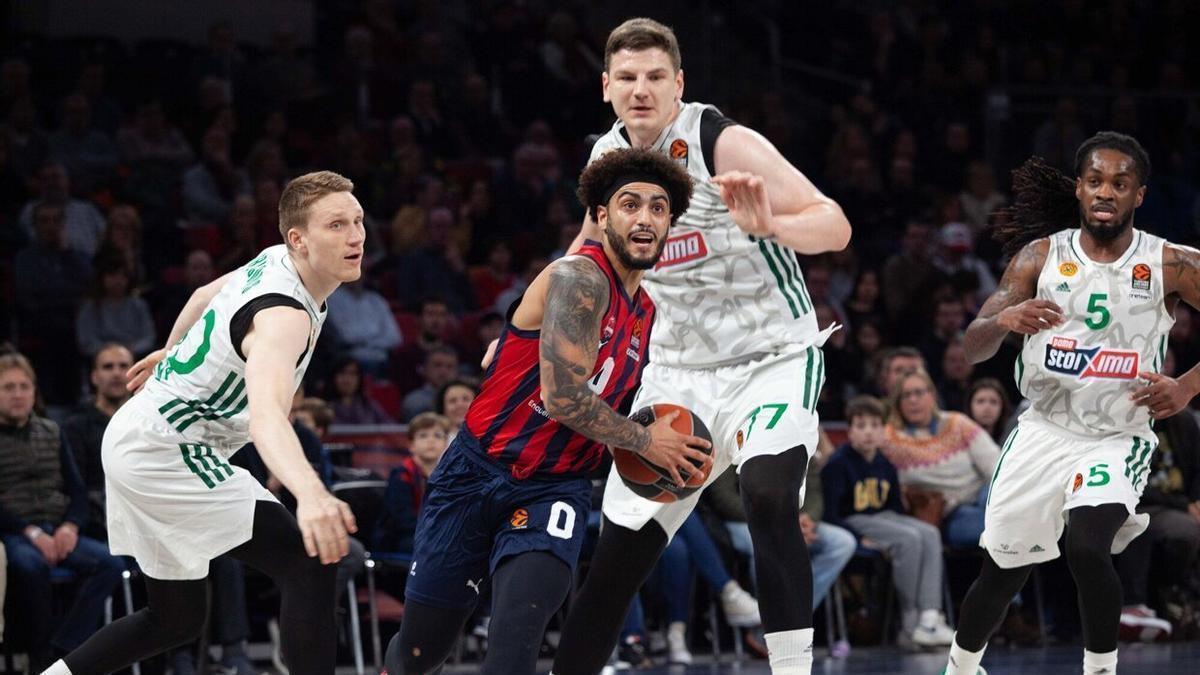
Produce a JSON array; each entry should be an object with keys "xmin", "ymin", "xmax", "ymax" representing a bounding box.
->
[
  {"xmin": 666, "ymin": 621, "xmax": 693, "ymax": 665},
  {"xmin": 615, "ymin": 636, "xmax": 653, "ymax": 669},
  {"xmin": 829, "ymin": 639, "xmax": 851, "ymax": 658},
  {"xmin": 912, "ymin": 610, "xmax": 954, "ymax": 647},
  {"xmin": 267, "ymin": 618, "xmax": 289, "ymax": 675},
  {"xmin": 938, "ymin": 667, "xmax": 987, "ymax": 674},
  {"xmin": 720, "ymin": 581, "xmax": 762, "ymax": 627},
  {"xmin": 1119, "ymin": 604, "xmax": 1172, "ymax": 642}
]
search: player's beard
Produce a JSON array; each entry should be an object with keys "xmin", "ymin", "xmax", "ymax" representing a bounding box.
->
[
  {"xmin": 605, "ymin": 224, "xmax": 666, "ymax": 270},
  {"xmin": 1080, "ymin": 204, "xmax": 1133, "ymax": 242}
]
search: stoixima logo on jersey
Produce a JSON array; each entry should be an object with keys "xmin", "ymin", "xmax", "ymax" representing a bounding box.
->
[{"xmin": 1044, "ymin": 336, "xmax": 1139, "ymax": 379}]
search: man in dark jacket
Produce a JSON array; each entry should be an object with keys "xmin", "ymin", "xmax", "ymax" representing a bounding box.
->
[{"xmin": 0, "ymin": 352, "xmax": 124, "ymax": 670}]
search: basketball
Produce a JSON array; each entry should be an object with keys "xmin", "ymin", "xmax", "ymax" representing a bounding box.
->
[{"xmin": 611, "ymin": 403, "xmax": 713, "ymax": 503}]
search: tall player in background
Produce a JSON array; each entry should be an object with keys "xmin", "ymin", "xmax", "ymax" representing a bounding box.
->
[
  {"xmin": 384, "ymin": 148, "xmax": 709, "ymax": 674},
  {"xmin": 943, "ymin": 132, "xmax": 1200, "ymax": 675},
  {"xmin": 553, "ymin": 18, "xmax": 854, "ymax": 675},
  {"xmin": 42, "ymin": 172, "xmax": 361, "ymax": 675}
]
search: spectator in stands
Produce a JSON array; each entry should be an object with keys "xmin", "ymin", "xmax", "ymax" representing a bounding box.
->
[
  {"xmin": 47, "ymin": 93, "xmax": 118, "ymax": 196},
  {"xmin": 76, "ymin": 63, "xmax": 121, "ymax": 136},
  {"xmin": 881, "ymin": 219, "xmax": 939, "ymax": 322},
  {"xmin": 395, "ymin": 206, "xmax": 477, "ymax": 313},
  {"xmin": 882, "ymin": 369, "xmax": 998, "ymax": 549},
  {"xmin": 1116, "ymin": 353, "xmax": 1200, "ymax": 642},
  {"xmin": 4, "ymin": 92, "xmax": 47, "ymax": 183},
  {"xmin": 95, "ymin": 204, "xmax": 145, "ymax": 286},
  {"xmin": 216, "ymin": 194, "xmax": 261, "ymax": 272},
  {"xmin": 18, "ymin": 162, "xmax": 106, "ymax": 259},
  {"xmin": 470, "ymin": 240, "xmax": 517, "ymax": 311},
  {"xmin": 392, "ymin": 297, "xmax": 452, "ymax": 393},
  {"xmin": 938, "ymin": 338, "xmax": 974, "ymax": 413},
  {"xmin": 494, "ymin": 256, "xmax": 547, "ymax": 316},
  {"xmin": 966, "ymin": 378, "xmax": 1012, "ymax": 445},
  {"xmin": 325, "ymin": 356, "xmax": 394, "ymax": 425},
  {"xmin": 0, "ymin": 352, "xmax": 124, "ymax": 671},
  {"xmin": 327, "ymin": 278, "xmax": 402, "ymax": 377},
  {"xmin": 918, "ymin": 295, "xmax": 966, "ymax": 382},
  {"xmin": 843, "ymin": 268, "xmax": 885, "ymax": 333},
  {"xmin": 182, "ymin": 125, "xmax": 249, "ymax": 226},
  {"xmin": 13, "ymin": 201, "xmax": 92, "ymax": 405},
  {"xmin": 959, "ymin": 161, "xmax": 1006, "ymax": 233},
  {"xmin": 62, "ymin": 343, "xmax": 133, "ymax": 540},
  {"xmin": 401, "ymin": 346, "xmax": 460, "ymax": 422},
  {"xmin": 932, "ymin": 222, "xmax": 997, "ymax": 304},
  {"xmin": 1033, "ymin": 97, "xmax": 1087, "ymax": 172},
  {"xmin": 117, "ymin": 99, "xmax": 194, "ymax": 170},
  {"xmin": 435, "ymin": 379, "xmax": 478, "ymax": 441},
  {"xmin": 375, "ymin": 412, "xmax": 452, "ymax": 554},
  {"xmin": 151, "ymin": 248, "xmax": 215, "ymax": 339},
  {"xmin": 822, "ymin": 395, "xmax": 954, "ymax": 649},
  {"xmin": 75, "ymin": 254, "xmax": 156, "ymax": 360},
  {"xmin": 873, "ymin": 346, "xmax": 926, "ymax": 399},
  {"xmin": 844, "ymin": 318, "xmax": 887, "ymax": 404}
]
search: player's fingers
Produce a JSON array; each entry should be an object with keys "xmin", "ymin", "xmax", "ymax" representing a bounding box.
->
[
  {"xmin": 682, "ymin": 446, "xmax": 711, "ymax": 465},
  {"xmin": 300, "ymin": 524, "xmax": 318, "ymax": 558},
  {"xmin": 330, "ymin": 516, "xmax": 350, "ymax": 559},
  {"xmin": 684, "ymin": 433, "xmax": 711, "ymax": 449},
  {"xmin": 318, "ymin": 524, "xmax": 340, "ymax": 564},
  {"xmin": 1129, "ymin": 385, "xmax": 1155, "ymax": 402},
  {"xmin": 1137, "ymin": 371, "xmax": 1165, "ymax": 382},
  {"xmin": 659, "ymin": 410, "xmax": 681, "ymax": 424},
  {"xmin": 665, "ymin": 463, "xmax": 685, "ymax": 488},
  {"xmin": 339, "ymin": 501, "xmax": 358, "ymax": 533}
]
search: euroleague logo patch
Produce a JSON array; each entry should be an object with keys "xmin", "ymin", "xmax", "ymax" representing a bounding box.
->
[
  {"xmin": 1044, "ymin": 336, "xmax": 1139, "ymax": 380},
  {"xmin": 510, "ymin": 508, "xmax": 529, "ymax": 528},
  {"xmin": 1132, "ymin": 263, "xmax": 1151, "ymax": 291},
  {"xmin": 669, "ymin": 139, "xmax": 689, "ymax": 165},
  {"xmin": 1073, "ymin": 473, "xmax": 1083, "ymax": 492},
  {"xmin": 656, "ymin": 231, "xmax": 708, "ymax": 269}
]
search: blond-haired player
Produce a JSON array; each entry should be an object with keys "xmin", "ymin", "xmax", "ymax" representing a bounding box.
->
[{"xmin": 44, "ymin": 171, "xmax": 363, "ymax": 675}]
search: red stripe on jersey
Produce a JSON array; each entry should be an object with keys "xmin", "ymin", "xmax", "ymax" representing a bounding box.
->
[{"xmin": 461, "ymin": 241, "xmax": 655, "ymax": 480}]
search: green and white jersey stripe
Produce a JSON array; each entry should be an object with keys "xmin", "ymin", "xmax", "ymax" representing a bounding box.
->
[
  {"xmin": 589, "ymin": 102, "xmax": 823, "ymax": 368},
  {"xmin": 138, "ymin": 245, "xmax": 326, "ymax": 456}
]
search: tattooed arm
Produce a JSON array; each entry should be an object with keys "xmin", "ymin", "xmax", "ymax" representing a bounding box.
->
[
  {"xmin": 537, "ymin": 256, "xmax": 712, "ymax": 483},
  {"xmin": 962, "ymin": 238, "xmax": 1059, "ymax": 363},
  {"xmin": 539, "ymin": 256, "xmax": 651, "ymax": 451},
  {"xmin": 1134, "ymin": 244, "xmax": 1200, "ymax": 419}
]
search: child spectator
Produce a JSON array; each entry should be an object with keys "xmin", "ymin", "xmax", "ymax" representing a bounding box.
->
[
  {"xmin": 823, "ymin": 395, "xmax": 954, "ymax": 649},
  {"xmin": 374, "ymin": 412, "xmax": 452, "ymax": 554}
]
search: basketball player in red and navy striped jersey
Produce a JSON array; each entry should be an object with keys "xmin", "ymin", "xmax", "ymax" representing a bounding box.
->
[{"xmin": 385, "ymin": 147, "xmax": 711, "ymax": 675}]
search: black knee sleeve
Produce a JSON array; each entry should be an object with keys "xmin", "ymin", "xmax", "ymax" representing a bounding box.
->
[
  {"xmin": 552, "ymin": 517, "xmax": 668, "ymax": 675},
  {"xmin": 740, "ymin": 444, "xmax": 812, "ymax": 631},
  {"xmin": 954, "ymin": 555, "xmax": 1032, "ymax": 650},
  {"xmin": 388, "ymin": 600, "xmax": 473, "ymax": 674}
]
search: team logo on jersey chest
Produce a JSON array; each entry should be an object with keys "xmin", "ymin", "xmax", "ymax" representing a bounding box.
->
[
  {"xmin": 1044, "ymin": 336, "xmax": 1139, "ymax": 380},
  {"xmin": 655, "ymin": 231, "xmax": 709, "ymax": 269},
  {"xmin": 669, "ymin": 139, "xmax": 689, "ymax": 166},
  {"xmin": 1059, "ymin": 262, "xmax": 1078, "ymax": 277}
]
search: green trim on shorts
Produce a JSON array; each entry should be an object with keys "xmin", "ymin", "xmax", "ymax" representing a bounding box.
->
[
  {"xmin": 801, "ymin": 346, "xmax": 815, "ymax": 410},
  {"xmin": 1129, "ymin": 437, "xmax": 1154, "ymax": 490},
  {"xmin": 179, "ymin": 443, "xmax": 234, "ymax": 490},
  {"xmin": 987, "ymin": 427, "xmax": 1019, "ymax": 506}
]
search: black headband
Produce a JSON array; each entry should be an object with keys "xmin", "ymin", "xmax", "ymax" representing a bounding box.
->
[{"xmin": 600, "ymin": 172, "xmax": 671, "ymax": 209}]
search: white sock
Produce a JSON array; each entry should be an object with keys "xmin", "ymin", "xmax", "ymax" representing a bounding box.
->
[
  {"xmin": 764, "ymin": 628, "xmax": 814, "ymax": 675},
  {"xmin": 945, "ymin": 635, "xmax": 986, "ymax": 674},
  {"xmin": 40, "ymin": 660, "xmax": 73, "ymax": 675},
  {"xmin": 1083, "ymin": 648, "xmax": 1118, "ymax": 674}
]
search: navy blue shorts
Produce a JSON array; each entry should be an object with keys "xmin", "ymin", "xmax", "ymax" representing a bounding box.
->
[{"xmin": 404, "ymin": 432, "xmax": 592, "ymax": 610}]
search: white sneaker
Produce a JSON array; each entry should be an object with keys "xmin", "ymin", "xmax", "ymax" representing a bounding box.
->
[
  {"xmin": 912, "ymin": 610, "xmax": 954, "ymax": 647},
  {"xmin": 266, "ymin": 618, "xmax": 289, "ymax": 675},
  {"xmin": 720, "ymin": 581, "xmax": 761, "ymax": 627},
  {"xmin": 1119, "ymin": 604, "xmax": 1172, "ymax": 642},
  {"xmin": 666, "ymin": 621, "xmax": 693, "ymax": 665}
]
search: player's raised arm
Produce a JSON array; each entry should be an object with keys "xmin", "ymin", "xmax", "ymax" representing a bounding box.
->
[
  {"xmin": 711, "ymin": 125, "xmax": 851, "ymax": 254},
  {"xmin": 962, "ymin": 238, "xmax": 1061, "ymax": 363},
  {"xmin": 243, "ymin": 305, "xmax": 356, "ymax": 564},
  {"xmin": 538, "ymin": 256, "xmax": 710, "ymax": 485}
]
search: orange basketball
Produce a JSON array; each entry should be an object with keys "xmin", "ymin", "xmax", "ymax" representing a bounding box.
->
[{"xmin": 610, "ymin": 403, "xmax": 713, "ymax": 503}]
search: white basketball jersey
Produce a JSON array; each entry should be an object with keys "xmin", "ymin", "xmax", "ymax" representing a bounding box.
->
[
  {"xmin": 1018, "ymin": 228, "xmax": 1173, "ymax": 438},
  {"xmin": 139, "ymin": 245, "xmax": 327, "ymax": 454},
  {"xmin": 589, "ymin": 101, "xmax": 821, "ymax": 368}
]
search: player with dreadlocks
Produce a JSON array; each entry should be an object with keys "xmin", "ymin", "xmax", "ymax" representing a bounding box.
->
[{"xmin": 943, "ymin": 131, "xmax": 1200, "ymax": 675}]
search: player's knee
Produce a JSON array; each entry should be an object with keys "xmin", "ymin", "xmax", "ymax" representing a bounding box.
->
[
  {"xmin": 740, "ymin": 446, "xmax": 808, "ymax": 522},
  {"xmin": 152, "ymin": 604, "xmax": 207, "ymax": 646},
  {"xmin": 1065, "ymin": 527, "xmax": 1110, "ymax": 572}
]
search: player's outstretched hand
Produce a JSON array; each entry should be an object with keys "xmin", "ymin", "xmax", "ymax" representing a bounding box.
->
[
  {"xmin": 126, "ymin": 348, "xmax": 167, "ymax": 393},
  {"xmin": 712, "ymin": 172, "xmax": 775, "ymax": 239},
  {"xmin": 481, "ymin": 338, "xmax": 500, "ymax": 370},
  {"xmin": 641, "ymin": 410, "xmax": 713, "ymax": 487},
  {"xmin": 997, "ymin": 299, "xmax": 1064, "ymax": 335},
  {"xmin": 297, "ymin": 490, "xmax": 359, "ymax": 565},
  {"xmin": 1131, "ymin": 371, "xmax": 1195, "ymax": 420}
]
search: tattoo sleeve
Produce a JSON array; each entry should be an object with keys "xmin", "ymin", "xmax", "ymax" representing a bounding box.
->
[
  {"xmin": 1163, "ymin": 243, "xmax": 1200, "ymax": 311},
  {"xmin": 962, "ymin": 238, "xmax": 1047, "ymax": 363},
  {"xmin": 539, "ymin": 257, "xmax": 652, "ymax": 453}
]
